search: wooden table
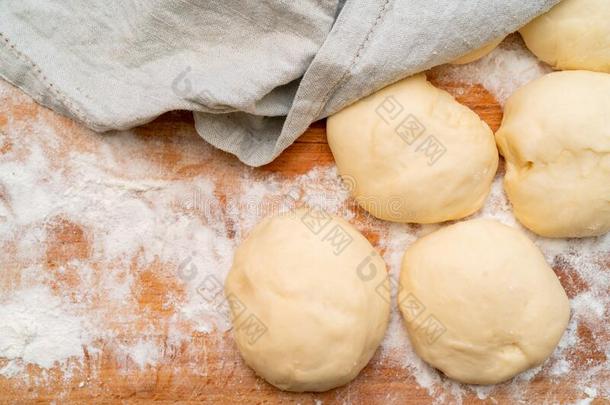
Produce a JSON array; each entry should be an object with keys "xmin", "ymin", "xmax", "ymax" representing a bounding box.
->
[{"xmin": 0, "ymin": 69, "xmax": 608, "ymax": 404}]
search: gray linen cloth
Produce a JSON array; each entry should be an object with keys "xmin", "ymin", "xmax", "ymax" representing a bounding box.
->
[{"xmin": 0, "ymin": 0, "xmax": 559, "ymax": 166}]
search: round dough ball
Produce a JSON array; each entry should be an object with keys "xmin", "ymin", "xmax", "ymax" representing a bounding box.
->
[
  {"xmin": 519, "ymin": 0, "xmax": 610, "ymax": 73},
  {"xmin": 398, "ymin": 219, "xmax": 570, "ymax": 385},
  {"xmin": 327, "ymin": 74, "xmax": 498, "ymax": 224},
  {"xmin": 225, "ymin": 209, "xmax": 390, "ymax": 392},
  {"xmin": 451, "ymin": 37, "xmax": 504, "ymax": 65},
  {"xmin": 496, "ymin": 70, "xmax": 610, "ymax": 237}
]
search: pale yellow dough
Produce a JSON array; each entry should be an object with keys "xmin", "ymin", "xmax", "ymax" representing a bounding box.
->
[
  {"xmin": 398, "ymin": 219, "xmax": 570, "ymax": 385},
  {"xmin": 496, "ymin": 70, "xmax": 610, "ymax": 238},
  {"xmin": 451, "ymin": 37, "xmax": 504, "ymax": 65},
  {"xmin": 327, "ymin": 74, "xmax": 498, "ymax": 224},
  {"xmin": 225, "ymin": 209, "xmax": 390, "ymax": 392},
  {"xmin": 520, "ymin": 0, "xmax": 610, "ymax": 73}
]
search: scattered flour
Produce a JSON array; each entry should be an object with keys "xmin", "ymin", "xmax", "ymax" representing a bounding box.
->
[
  {"xmin": 0, "ymin": 35, "xmax": 608, "ymax": 403},
  {"xmin": 378, "ymin": 170, "xmax": 610, "ymax": 403},
  {"xmin": 432, "ymin": 34, "xmax": 554, "ymax": 105},
  {"xmin": 123, "ymin": 339, "xmax": 161, "ymax": 369},
  {"xmin": 0, "ymin": 285, "xmax": 92, "ymax": 371}
]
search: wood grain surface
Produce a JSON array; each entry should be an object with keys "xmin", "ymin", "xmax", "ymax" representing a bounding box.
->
[{"xmin": 0, "ymin": 72, "xmax": 608, "ymax": 405}]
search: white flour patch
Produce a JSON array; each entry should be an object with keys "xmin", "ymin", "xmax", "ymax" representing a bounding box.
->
[
  {"xmin": 432, "ymin": 34, "xmax": 554, "ymax": 105},
  {"xmin": 0, "ymin": 361, "xmax": 23, "ymax": 378},
  {"xmin": 122, "ymin": 339, "xmax": 161, "ymax": 369},
  {"xmin": 0, "ymin": 285, "xmax": 92, "ymax": 371}
]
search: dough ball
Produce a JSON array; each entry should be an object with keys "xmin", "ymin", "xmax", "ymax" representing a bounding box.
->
[
  {"xmin": 519, "ymin": 0, "xmax": 610, "ymax": 73},
  {"xmin": 496, "ymin": 70, "xmax": 610, "ymax": 237},
  {"xmin": 327, "ymin": 74, "xmax": 498, "ymax": 224},
  {"xmin": 398, "ymin": 219, "xmax": 570, "ymax": 385},
  {"xmin": 451, "ymin": 37, "xmax": 504, "ymax": 65},
  {"xmin": 225, "ymin": 208, "xmax": 391, "ymax": 392}
]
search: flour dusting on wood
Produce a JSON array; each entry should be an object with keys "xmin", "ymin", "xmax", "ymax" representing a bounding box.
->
[{"xmin": 0, "ymin": 37, "xmax": 608, "ymax": 403}]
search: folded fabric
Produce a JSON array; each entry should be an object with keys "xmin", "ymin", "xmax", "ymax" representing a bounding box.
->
[{"xmin": 0, "ymin": 0, "xmax": 559, "ymax": 166}]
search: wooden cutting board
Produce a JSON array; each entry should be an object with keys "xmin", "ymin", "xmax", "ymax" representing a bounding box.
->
[{"xmin": 0, "ymin": 71, "xmax": 608, "ymax": 405}]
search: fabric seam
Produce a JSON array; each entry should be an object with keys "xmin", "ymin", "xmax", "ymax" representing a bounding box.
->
[
  {"xmin": 0, "ymin": 32, "xmax": 98, "ymax": 129},
  {"xmin": 310, "ymin": 0, "xmax": 392, "ymax": 121},
  {"xmin": 274, "ymin": 0, "xmax": 391, "ymax": 159}
]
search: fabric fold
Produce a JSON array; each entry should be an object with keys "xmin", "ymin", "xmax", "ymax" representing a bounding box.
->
[{"xmin": 0, "ymin": 0, "xmax": 560, "ymax": 166}]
